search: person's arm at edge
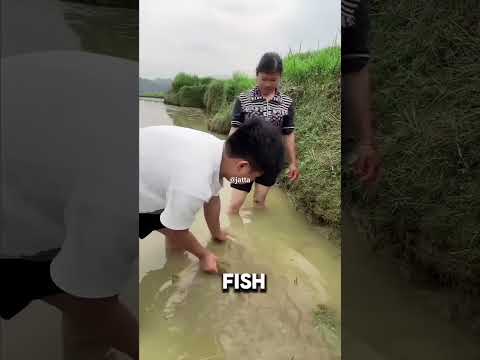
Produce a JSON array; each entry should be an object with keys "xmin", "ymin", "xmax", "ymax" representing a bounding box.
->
[
  {"xmin": 229, "ymin": 97, "xmax": 243, "ymax": 136},
  {"xmin": 284, "ymin": 132, "xmax": 299, "ymax": 181},
  {"xmin": 282, "ymin": 102, "xmax": 300, "ymax": 181},
  {"xmin": 344, "ymin": 64, "xmax": 375, "ymax": 146}
]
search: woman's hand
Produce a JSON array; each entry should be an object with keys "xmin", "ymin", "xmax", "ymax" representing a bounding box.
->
[
  {"xmin": 288, "ymin": 162, "xmax": 300, "ymax": 182},
  {"xmin": 354, "ymin": 143, "xmax": 381, "ymax": 185}
]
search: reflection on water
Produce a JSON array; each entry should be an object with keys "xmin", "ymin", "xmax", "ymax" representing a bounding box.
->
[
  {"xmin": 61, "ymin": 1, "xmax": 138, "ymax": 60},
  {"xmin": 139, "ymin": 99, "xmax": 341, "ymax": 360},
  {"xmin": 343, "ymin": 210, "xmax": 480, "ymax": 359}
]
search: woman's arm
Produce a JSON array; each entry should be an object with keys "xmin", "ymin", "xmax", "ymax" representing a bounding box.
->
[
  {"xmin": 282, "ymin": 101, "xmax": 300, "ymax": 181},
  {"xmin": 284, "ymin": 132, "xmax": 297, "ymax": 164},
  {"xmin": 229, "ymin": 98, "xmax": 243, "ymax": 136},
  {"xmin": 284, "ymin": 132, "xmax": 300, "ymax": 181}
]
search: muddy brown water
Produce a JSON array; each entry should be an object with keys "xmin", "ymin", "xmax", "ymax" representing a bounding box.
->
[
  {"xmin": 139, "ymin": 98, "xmax": 480, "ymax": 360},
  {"xmin": 139, "ymin": 98, "xmax": 341, "ymax": 360}
]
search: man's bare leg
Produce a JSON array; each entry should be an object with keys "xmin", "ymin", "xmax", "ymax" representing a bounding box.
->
[
  {"xmin": 43, "ymin": 294, "xmax": 138, "ymax": 360},
  {"xmin": 160, "ymin": 228, "xmax": 218, "ymax": 273},
  {"xmin": 62, "ymin": 313, "xmax": 110, "ymax": 360},
  {"xmin": 164, "ymin": 235, "xmax": 185, "ymax": 251}
]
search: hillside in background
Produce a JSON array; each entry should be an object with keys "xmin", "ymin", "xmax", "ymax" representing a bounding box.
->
[{"xmin": 139, "ymin": 77, "xmax": 172, "ymax": 95}]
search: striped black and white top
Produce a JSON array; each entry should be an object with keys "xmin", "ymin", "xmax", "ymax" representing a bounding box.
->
[
  {"xmin": 342, "ymin": 0, "xmax": 362, "ymax": 28},
  {"xmin": 342, "ymin": 0, "xmax": 370, "ymax": 73},
  {"xmin": 231, "ymin": 87, "xmax": 295, "ymax": 135}
]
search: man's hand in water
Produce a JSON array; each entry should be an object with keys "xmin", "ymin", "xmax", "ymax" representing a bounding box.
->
[
  {"xmin": 212, "ymin": 229, "xmax": 232, "ymax": 242},
  {"xmin": 288, "ymin": 162, "xmax": 300, "ymax": 182},
  {"xmin": 199, "ymin": 252, "xmax": 219, "ymax": 273},
  {"xmin": 354, "ymin": 143, "xmax": 381, "ymax": 185}
]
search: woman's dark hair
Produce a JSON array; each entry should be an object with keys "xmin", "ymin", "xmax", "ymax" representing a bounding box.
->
[
  {"xmin": 256, "ymin": 52, "xmax": 283, "ymax": 75},
  {"xmin": 226, "ymin": 116, "xmax": 285, "ymax": 176}
]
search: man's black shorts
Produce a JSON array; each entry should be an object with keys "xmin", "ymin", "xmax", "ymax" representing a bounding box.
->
[
  {"xmin": 139, "ymin": 210, "xmax": 166, "ymax": 239},
  {"xmin": 0, "ymin": 253, "xmax": 63, "ymax": 320},
  {"xmin": 230, "ymin": 170, "xmax": 278, "ymax": 193},
  {"xmin": 1, "ymin": 213, "xmax": 165, "ymax": 320}
]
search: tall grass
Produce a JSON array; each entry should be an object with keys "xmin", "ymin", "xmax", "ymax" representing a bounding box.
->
[
  {"xmin": 204, "ymin": 80, "xmax": 225, "ymax": 115},
  {"xmin": 280, "ymin": 47, "xmax": 341, "ymax": 225},
  {"xmin": 177, "ymin": 85, "xmax": 207, "ymax": 108},
  {"xmin": 284, "ymin": 47, "xmax": 340, "ymax": 83},
  {"xmin": 165, "ymin": 73, "xmax": 213, "ymax": 107},
  {"xmin": 223, "ymin": 73, "xmax": 256, "ymax": 103},
  {"xmin": 350, "ymin": 1, "xmax": 480, "ymax": 288},
  {"xmin": 204, "ymin": 73, "xmax": 255, "ymax": 132}
]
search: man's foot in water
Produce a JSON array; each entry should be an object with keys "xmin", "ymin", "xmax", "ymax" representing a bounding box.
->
[{"xmin": 199, "ymin": 252, "xmax": 218, "ymax": 273}]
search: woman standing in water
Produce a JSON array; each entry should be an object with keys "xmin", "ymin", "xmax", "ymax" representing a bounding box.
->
[{"xmin": 228, "ymin": 52, "xmax": 300, "ymax": 214}]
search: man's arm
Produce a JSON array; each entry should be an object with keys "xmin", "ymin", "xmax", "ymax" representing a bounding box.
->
[
  {"xmin": 203, "ymin": 196, "xmax": 221, "ymax": 238},
  {"xmin": 159, "ymin": 227, "xmax": 218, "ymax": 273},
  {"xmin": 203, "ymin": 196, "xmax": 230, "ymax": 241},
  {"xmin": 159, "ymin": 228, "xmax": 209, "ymax": 259}
]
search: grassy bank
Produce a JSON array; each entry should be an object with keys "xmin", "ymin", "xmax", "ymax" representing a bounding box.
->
[
  {"xmin": 350, "ymin": 1, "xmax": 480, "ymax": 304},
  {"xmin": 164, "ymin": 73, "xmax": 212, "ymax": 107},
  {"xmin": 279, "ymin": 48, "xmax": 341, "ymax": 226},
  {"xmin": 141, "ymin": 92, "xmax": 165, "ymax": 99}
]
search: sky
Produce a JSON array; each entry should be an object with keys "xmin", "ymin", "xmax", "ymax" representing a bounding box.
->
[{"xmin": 140, "ymin": 0, "xmax": 340, "ymax": 79}]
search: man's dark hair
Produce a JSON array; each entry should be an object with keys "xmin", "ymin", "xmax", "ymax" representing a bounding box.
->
[
  {"xmin": 226, "ymin": 116, "xmax": 285, "ymax": 176},
  {"xmin": 256, "ymin": 52, "xmax": 283, "ymax": 75}
]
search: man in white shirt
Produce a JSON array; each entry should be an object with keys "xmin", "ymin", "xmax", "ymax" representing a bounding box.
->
[
  {"xmin": 1, "ymin": 51, "xmax": 139, "ymax": 359},
  {"xmin": 139, "ymin": 117, "xmax": 285, "ymax": 273}
]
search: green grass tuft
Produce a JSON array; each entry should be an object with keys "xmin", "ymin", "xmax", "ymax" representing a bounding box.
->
[
  {"xmin": 284, "ymin": 47, "xmax": 340, "ymax": 83},
  {"xmin": 177, "ymin": 85, "xmax": 207, "ymax": 108}
]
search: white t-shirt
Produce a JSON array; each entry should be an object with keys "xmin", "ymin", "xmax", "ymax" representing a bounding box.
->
[
  {"xmin": 1, "ymin": 51, "xmax": 138, "ymax": 298},
  {"xmin": 139, "ymin": 126, "xmax": 224, "ymax": 230}
]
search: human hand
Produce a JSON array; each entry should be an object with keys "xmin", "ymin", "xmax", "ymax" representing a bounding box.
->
[
  {"xmin": 199, "ymin": 252, "xmax": 219, "ymax": 273},
  {"xmin": 353, "ymin": 144, "xmax": 381, "ymax": 185},
  {"xmin": 288, "ymin": 162, "xmax": 300, "ymax": 182},
  {"xmin": 212, "ymin": 229, "xmax": 233, "ymax": 242}
]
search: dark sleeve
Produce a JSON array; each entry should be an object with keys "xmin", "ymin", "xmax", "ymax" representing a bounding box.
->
[
  {"xmin": 342, "ymin": 0, "xmax": 370, "ymax": 74},
  {"xmin": 231, "ymin": 98, "xmax": 244, "ymax": 128},
  {"xmin": 282, "ymin": 101, "xmax": 295, "ymax": 135}
]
